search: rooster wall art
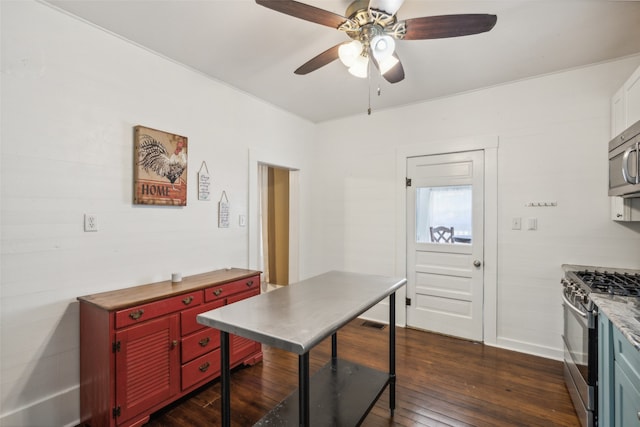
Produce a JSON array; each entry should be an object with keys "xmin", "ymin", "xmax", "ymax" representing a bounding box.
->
[{"xmin": 133, "ymin": 126, "xmax": 188, "ymax": 206}]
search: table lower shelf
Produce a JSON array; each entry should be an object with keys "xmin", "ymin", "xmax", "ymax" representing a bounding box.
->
[{"xmin": 254, "ymin": 358, "xmax": 390, "ymax": 427}]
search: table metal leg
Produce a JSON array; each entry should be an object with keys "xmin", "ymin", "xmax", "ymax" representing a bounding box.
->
[
  {"xmin": 331, "ymin": 332, "xmax": 338, "ymax": 369},
  {"xmin": 389, "ymin": 292, "xmax": 396, "ymax": 416},
  {"xmin": 299, "ymin": 352, "xmax": 310, "ymax": 426},
  {"xmin": 221, "ymin": 331, "xmax": 231, "ymax": 427}
]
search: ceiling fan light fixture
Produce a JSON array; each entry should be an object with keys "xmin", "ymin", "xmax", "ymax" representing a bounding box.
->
[
  {"xmin": 338, "ymin": 40, "xmax": 363, "ymax": 67},
  {"xmin": 378, "ymin": 55, "xmax": 399, "ymax": 75},
  {"xmin": 371, "ymin": 34, "xmax": 395, "ymax": 61},
  {"xmin": 348, "ymin": 54, "xmax": 369, "ymax": 78}
]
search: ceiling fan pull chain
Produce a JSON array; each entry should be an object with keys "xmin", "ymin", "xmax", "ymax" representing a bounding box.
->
[{"xmin": 367, "ymin": 60, "xmax": 372, "ymax": 115}]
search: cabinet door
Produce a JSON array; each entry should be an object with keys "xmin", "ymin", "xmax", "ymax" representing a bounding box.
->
[
  {"xmin": 227, "ymin": 289, "xmax": 261, "ymax": 366},
  {"xmin": 115, "ymin": 315, "xmax": 180, "ymax": 424},
  {"xmin": 599, "ymin": 312, "xmax": 615, "ymax": 427},
  {"xmin": 612, "ymin": 86, "xmax": 626, "ymax": 138},
  {"xmin": 625, "ymin": 65, "xmax": 640, "ymax": 128},
  {"xmin": 614, "ymin": 363, "xmax": 640, "ymax": 427}
]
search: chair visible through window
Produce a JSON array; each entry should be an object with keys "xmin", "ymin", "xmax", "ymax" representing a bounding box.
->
[{"xmin": 430, "ymin": 226, "xmax": 454, "ymax": 243}]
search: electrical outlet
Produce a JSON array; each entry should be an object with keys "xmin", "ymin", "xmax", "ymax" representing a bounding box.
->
[
  {"xmin": 239, "ymin": 215, "xmax": 246, "ymax": 227},
  {"xmin": 84, "ymin": 214, "xmax": 98, "ymax": 232},
  {"xmin": 512, "ymin": 217, "xmax": 521, "ymax": 230}
]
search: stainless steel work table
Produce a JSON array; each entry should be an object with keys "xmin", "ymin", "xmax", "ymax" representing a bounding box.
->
[{"xmin": 197, "ymin": 270, "xmax": 407, "ymax": 426}]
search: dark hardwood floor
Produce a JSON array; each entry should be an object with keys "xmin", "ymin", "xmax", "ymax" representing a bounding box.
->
[{"xmin": 145, "ymin": 319, "xmax": 580, "ymax": 426}]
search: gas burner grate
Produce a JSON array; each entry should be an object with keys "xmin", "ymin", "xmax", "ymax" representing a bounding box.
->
[{"xmin": 575, "ymin": 270, "xmax": 640, "ymax": 296}]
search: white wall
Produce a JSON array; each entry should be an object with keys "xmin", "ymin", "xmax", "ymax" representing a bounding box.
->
[
  {"xmin": 0, "ymin": 2, "xmax": 314, "ymax": 426},
  {"xmin": 3, "ymin": 1, "xmax": 640, "ymax": 426},
  {"xmin": 311, "ymin": 55, "xmax": 640, "ymax": 358}
]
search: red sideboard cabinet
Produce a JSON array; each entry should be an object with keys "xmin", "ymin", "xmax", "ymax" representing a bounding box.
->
[{"xmin": 77, "ymin": 268, "xmax": 262, "ymax": 427}]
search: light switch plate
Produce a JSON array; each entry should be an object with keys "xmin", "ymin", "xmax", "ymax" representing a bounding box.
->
[
  {"xmin": 527, "ymin": 217, "xmax": 537, "ymax": 230},
  {"xmin": 512, "ymin": 217, "xmax": 521, "ymax": 230}
]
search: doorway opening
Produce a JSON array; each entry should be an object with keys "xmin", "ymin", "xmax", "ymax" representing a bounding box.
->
[{"xmin": 258, "ymin": 164, "xmax": 298, "ymax": 289}]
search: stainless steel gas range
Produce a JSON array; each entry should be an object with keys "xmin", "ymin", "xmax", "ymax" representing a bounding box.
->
[{"xmin": 561, "ymin": 265, "xmax": 640, "ymax": 427}]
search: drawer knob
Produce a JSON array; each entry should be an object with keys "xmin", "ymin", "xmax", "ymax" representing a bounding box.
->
[
  {"xmin": 213, "ymin": 289, "xmax": 223, "ymax": 296},
  {"xmin": 129, "ymin": 309, "xmax": 144, "ymax": 320},
  {"xmin": 199, "ymin": 362, "xmax": 210, "ymax": 372},
  {"xmin": 182, "ymin": 296, "xmax": 194, "ymax": 305},
  {"xmin": 246, "ymin": 280, "xmax": 254, "ymax": 287},
  {"xmin": 171, "ymin": 340, "xmax": 178, "ymax": 349},
  {"xmin": 199, "ymin": 337, "xmax": 211, "ymax": 347}
]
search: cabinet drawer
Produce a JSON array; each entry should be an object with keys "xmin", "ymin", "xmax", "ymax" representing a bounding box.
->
[
  {"xmin": 181, "ymin": 349, "xmax": 221, "ymax": 391},
  {"xmin": 181, "ymin": 299, "xmax": 224, "ymax": 336},
  {"xmin": 613, "ymin": 326, "xmax": 640, "ymax": 385},
  {"xmin": 182, "ymin": 328, "xmax": 220, "ymax": 364},
  {"xmin": 115, "ymin": 291, "xmax": 203, "ymax": 329},
  {"xmin": 204, "ymin": 275, "xmax": 259, "ymax": 302}
]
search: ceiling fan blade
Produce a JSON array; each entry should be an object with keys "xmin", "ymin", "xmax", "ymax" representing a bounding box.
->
[
  {"xmin": 403, "ymin": 14, "xmax": 497, "ymax": 40},
  {"xmin": 256, "ymin": 0, "xmax": 347, "ymax": 29},
  {"xmin": 294, "ymin": 43, "xmax": 345, "ymax": 75},
  {"xmin": 368, "ymin": 0, "xmax": 405, "ymax": 16}
]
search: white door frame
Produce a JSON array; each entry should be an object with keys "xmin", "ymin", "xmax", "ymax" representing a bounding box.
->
[
  {"xmin": 395, "ymin": 136, "xmax": 499, "ymax": 345},
  {"xmin": 249, "ymin": 149, "xmax": 300, "ymax": 284}
]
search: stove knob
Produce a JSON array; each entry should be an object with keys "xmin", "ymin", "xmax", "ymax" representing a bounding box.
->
[{"xmin": 580, "ymin": 292, "xmax": 589, "ymax": 305}]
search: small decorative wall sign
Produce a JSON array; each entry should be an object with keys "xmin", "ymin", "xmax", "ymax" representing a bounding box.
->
[
  {"xmin": 198, "ymin": 161, "xmax": 211, "ymax": 201},
  {"xmin": 218, "ymin": 191, "xmax": 230, "ymax": 228},
  {"xmin": 133, "ymin": 125, "xmax": 188, "ymax": 206}
]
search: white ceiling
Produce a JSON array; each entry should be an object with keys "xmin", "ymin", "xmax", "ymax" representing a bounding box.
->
[{"xmin": 46, "ymin": 0, "xmax": 640, "ymax": 123}]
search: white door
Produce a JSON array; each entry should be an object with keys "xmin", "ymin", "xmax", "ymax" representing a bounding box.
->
[{"xmin": 406, "ymin": 151, "xmax": 484, "ymax": 341}]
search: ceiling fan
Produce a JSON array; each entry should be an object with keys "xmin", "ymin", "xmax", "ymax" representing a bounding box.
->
[{"xmin": 255, "ymin": 0, "xmax": 497, "ymax": 83}]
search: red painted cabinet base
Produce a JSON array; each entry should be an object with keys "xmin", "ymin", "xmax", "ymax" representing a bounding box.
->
[{"xmin": 78, "ymin": 269, "xmax": 262, "ymax": 427}]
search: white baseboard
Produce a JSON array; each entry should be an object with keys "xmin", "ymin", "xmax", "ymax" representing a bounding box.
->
[
  {"xmin": 0, "ymin": 385, "xmax": 79, "ymax": 427},
  {"xmin": 493, "ymin": 336, "xmax": 563, "ymax": 361}
]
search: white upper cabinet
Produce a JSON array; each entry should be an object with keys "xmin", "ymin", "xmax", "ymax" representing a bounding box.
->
[
  {"xmin": 610, "ymin": 63, "xmax": 640, "ymax": 221},
  {"xmin": 612, "ymin": 64, "xmax": 640, "ymax": 138},
  {"xmin": 626, "ymin": 66, "xmax": 640, "ymax": 128},
  {"xmin": 611, "ymin": 86, "xmax": 626, "ymax": 139}
]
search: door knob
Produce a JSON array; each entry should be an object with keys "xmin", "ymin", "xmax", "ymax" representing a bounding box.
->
[{"xmin": 473, "ymin": 260, "xmax": 482, "ymax": 267}]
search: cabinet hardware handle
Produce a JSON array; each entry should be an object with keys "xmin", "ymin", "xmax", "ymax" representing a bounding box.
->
[
  {"xmin": 129, "ymin": 309, "xmax": 144, "ymax": 320},
  {"xmin": 171, "ymin": 340, "xmax": 178, "ymax": 349},
  {"xmin": 199, "ymin": 362, "xmax": 210, "ymax": 372},
  {"xmin": 182, "ymin": 296, "xmax": 194, "ymax": 305},
  {"xmin": 637, "ymin": 411, "xmax": 640, "ymax": 421},
  {"xmin": 213, "ymin": 289, "xmax": 223, "ymax": 296},
  {"xmin": 199, "ymin": 337, "xmax": 210, "ymax": 347},
  {"xmin": 246, "ymin": 280, "xmax": 254, "ymax": 287}
]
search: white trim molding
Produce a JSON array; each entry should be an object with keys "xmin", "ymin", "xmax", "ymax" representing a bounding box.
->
[
  {"xmin": 248, "ymin": 149, "xmax": 301, "ymax": 283},
  {"xmin": 395, "ymin": 135, "xmax": 499, "ymax": 345}
]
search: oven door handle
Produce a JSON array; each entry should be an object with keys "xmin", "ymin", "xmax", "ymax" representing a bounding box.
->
[{"xmin": 562, "ymin": 292, "xmax": 588, "ymax": 319}]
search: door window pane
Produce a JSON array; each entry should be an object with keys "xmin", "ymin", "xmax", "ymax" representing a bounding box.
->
[{"xmin": 416, "ymin": 185, "xmax": 472, "ymax": 244}]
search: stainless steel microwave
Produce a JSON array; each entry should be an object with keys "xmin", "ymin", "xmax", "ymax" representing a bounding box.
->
[{"xmin": 609, "ymin": 119, "xmax": 640, "ymax": 198}]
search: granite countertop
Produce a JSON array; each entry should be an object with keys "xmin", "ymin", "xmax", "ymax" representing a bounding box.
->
[{"xmin": 591, "ymin": 293, "xmax": 640, "ymax": 351}]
